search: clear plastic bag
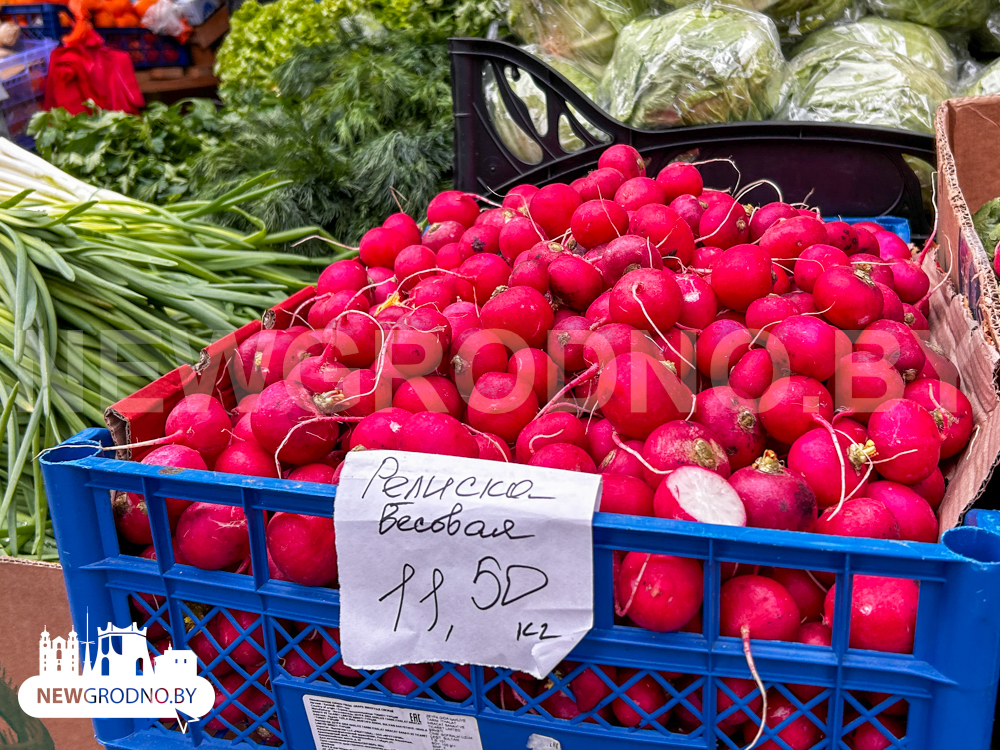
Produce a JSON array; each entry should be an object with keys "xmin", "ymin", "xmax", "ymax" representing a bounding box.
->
[
  {"xmin": 141, "ymin": 0, "xmax": 188, "ymax": 36},
  {"xmin": 773, "ymin": 40, "xmax": 950, "ymax": 134},
  {"xmin": 964, "ymin": 57, "xmax": 1000, "ymax": 95},
  {"xmin": 793, "ymin": 16, "xmax": 957, "ymax": 82},
  {"xmin": 674, "ymin": 0, "xmax": 854, "ymax": 39},
  {"xmin": 484, "ymin": 44, "xmax": 607, "ymax": 163},
  {"xmin": 501, "ymin": 0, "xmax": 652, "ymax": 78},
  {"xmin": 595, "ymin": 1, "xmax": 786, "ymax": 128},
  {"xmin": 864, "ymin": 0, "xmax": 992, "ymax": 31}
]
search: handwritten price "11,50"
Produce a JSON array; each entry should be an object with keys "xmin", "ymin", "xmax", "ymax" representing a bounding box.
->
[{"xmin": 379, "ymin": 557, "xmax": 558, "ymax": 644}]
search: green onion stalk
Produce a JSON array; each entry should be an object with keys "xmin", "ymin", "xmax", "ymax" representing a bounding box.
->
[{"xmin": 0, "ymin": 138, "xmax": 355, "ymax": 560}]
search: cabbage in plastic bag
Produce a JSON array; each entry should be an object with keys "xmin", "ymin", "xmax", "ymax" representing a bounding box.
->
[
  {"xmin": 864, "ymin": 0, "xmax": 991, "ymax": 31},
  {"xmin": 673, "ymin": 0, "xmax": 853, "ymax": 38},
  {"xmin": 964, "ymin": 57, "xmax": 1000, "ymax": 95},
  {"xmin": 794, "ymin": 16, "xmax": 957, "ymax": 82},
  {"xmin": 485, "ymin": 45, "xmax": 604, "ymax": 163},
  {"xmin": 772, "ymin": 40, "xmax": 951, "ymax": 134},
  {"xmin": 596, "ymin": 2, "xmax": 786, "ymax": 128},
  {"xmin": 502, "ymin": 0, "xmax": 650, "ymax": 78},
  {"xmin": 974, "ymin": 197, "xmax": 1000, "ymax": 260}
]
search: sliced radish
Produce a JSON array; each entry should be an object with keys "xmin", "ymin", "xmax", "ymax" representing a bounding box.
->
[{"xmin": 653, "ymin": 466, "xmax": 747, "ymax": 526}]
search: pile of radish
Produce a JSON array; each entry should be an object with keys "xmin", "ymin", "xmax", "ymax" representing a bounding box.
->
[{"xmin": 118, "ymin": 143, "xmax": 972, "ymax": 746}]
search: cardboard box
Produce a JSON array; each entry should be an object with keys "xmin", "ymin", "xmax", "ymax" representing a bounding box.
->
[{"xmin": 0, "ymin": 559, "xmax": 102, "ymax": 750}]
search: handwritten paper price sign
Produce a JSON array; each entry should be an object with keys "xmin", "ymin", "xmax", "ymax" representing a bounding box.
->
[{"xmin": 335, "ymin": 451, "xmax": 602, "ymax": 679}]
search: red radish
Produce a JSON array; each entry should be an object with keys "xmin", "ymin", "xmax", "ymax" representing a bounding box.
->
[
  {"xmin": 324, "ymin": 313, "xmax": 383, "ymax": 369},
  {"xmin": 499, "ymin": 216, "xmax": 546, "ymax": 262},
  {"xmin": 852, "ymin": 716, "xmax": 905, "ymax": 750},
  {"xmin": 915, "ymin": 342, "xmax": 960, "ymax": 387},
  {"xmin": 579, "ymin": 167, "xmax": 627, "ymax": 201},
  {"xmin": 674, "ymin": 273, "xmax": 717, "ymax": 329},
  {"xmin": 813, "ymin": 265, "xmax": 883, "ymax": 330},
  {"xmin": 251, "ymin": 381, "xmax": 337, "ymax": 464},
  {"xmin": 793, "ymin": 243, "xmax": 849, "ymax": 293},
  {"xmin": 864, "ymin": 481, "xmax": 937, "ymax": 543},
  {"xmin": 388, "ymin": 308, "xmax": 451, "ymax": 378},
  {"xmin": 855, "ymin": 319, "xmax": 926, "ymax": 382},
  {"xmin": 163, "ymin": 394, "xmax": 231, "ymax": 459},
  {"xmin": 889, "ymin": 260, "xmax": 929, "ymax": 304},
  {"xmin": 742, "ymin": 692, "xmax": 824, "ymax": 750},
  {"xmin": 790, "ymin": 622, "xmax": 832, "ymax": 701},
  {"xmin": 598, "ymin": 437, "xmax": 645, "ymax": 479},
  {"xmin": 829, "ymin": 352, "xmax": 905, "ymax": 423},
  {"xmin": 392, "ymin": 376, "xmax": 462, "ymax": 419},
  {"xmin": 788, "ymin": 426, "xmax": 873, "ymax": 509},
  {"xmin": 875, "ymin": 231, "xmax": 910, "ymax": 261},
  {"xmin": 692, "ymin": 245, "xmax": 723, "ymax": 268},
  {"xmin": 701, "ymin": 190, "xmax": 736, "ymax": 210},
  {"xmin": 585, "ymin": 290, "xmax": 612, "ymax": 326},
  {"xmin": 473, "ymin": 432, "xmax": 511, "ymax": 462},
  {"xmin": 711, "ymin": 245, "xmax": 774, "ymax": 312},
  {"xmin": 669, "ymin": 194, "xmax": 706, "ymax": 234},
  {"xmin": 749, "ymin": 201, "xmax": 797, "ymax": 241},
  {"xmin": 460, "ymin": 223, "xmax": 501, "ymax": 256},
  {"xmin": 586, "ymin": 419, "xmax": 616, "ymax": 466},
  {"xmin": 516, "ymin": 240, "xmax": 567, "ymax": 267},
  {"xmin": 515, "ymin": 412, "xmax": 587, "ymax": 464},
  {"xmin": 657, "ymin": 327, "xmax": 696, "ymax": 380},
  {"xmin": 765, "ymin": 568, "xmax": 827, "ymax": 623},
  {"xmin": 598, "ymin": 145, "xmax": 644, "ymax": 180},
  {"xmin": 602, "ymin": 235, "xmax": 662, "ymax": 283},
  {"xmin": 730, "ymin": 450, "xmax": 818, "ymax": 531},
  {"xmin": 825, "ymin": 220, "xmax": 859, "ymax": 254},
  {"xmin": 615, "ymin": 177, "xmax": 666, "ymax": 211},
  {"xmin": 698, "ymin": 200, "xmax": 749, "ymax": 249},
  {"xmin": 508, "ymin": 259, "xmax": 549, "ymax": 293},
  {"xmin": 654, "ymin": 466, "xmax": 746, "ymax": 526},
  {"xmin": 548, "ymin": 255, "xmax": 603, "ymax": 311},
  {"xmin": 176, "ymin": 503, "xmax": 249, "ymax": 571},
  {"xmin": 307, "ymin": 289, "xmax": 370, "ymax": 329},
  {"xmin": 759, "ymin": 214, "xmax": 828, "ymax": 262},
  {"xmin": 320, "ymin": 627, "xmax": 361, "ymax": 679},
  {"xmin": 383, "ymin": 212, "xmax": 421, "ymax": 246},
  {"xmin": 716, "ymin": 677, "xmax": 764, "ymax": 732},
  {"xmin": 467, "ymin": 372, "xmax": 539, "ymax": 443},
  {"xmin": 875, "ymin": 282, "xmax": 904, "ymax": 322},
  {"xmin": 188, "ymin": 626, "xmax": 229, "ymax": 676},
  {"xmin": 528, "ymin": 183, "xmax": 582, "ymax": 239},
  {"xmin": 528, "ymin": 443, "xmax": 596, "ymax": 472},
  {"xmin": 855, "ymin": 226, "xmax": 879, "ymax": 255},
  {"xmin": 382, "ymin": 664, "xmax": 433, "ymax": 696},
  {"xmin": 267, "ymin": 513, "xmax": 337, "ymax": 586},
  {"xmin": 867, "ymin": 398, "xmax": 941, "ymax": 484},
  {"xmin": 435, "ymin": 664, "xmax": 472, "ymax": 700},
  {"xmin": 507, "ymin": 348, "xmax": 557, "ymax": 405},
  {"xmin": 283, "ymin": 639, "xmax": 324, "ymax": 678},
  {"xmin": 612, "ymin": 670, "xmax": 668, "ymax": 728},
  {"xmin": 765, "ymin": 315, "xmax": 843, "ymax": 382},
  {"xmin": 214, "ymin": 441, "xmax": 280, "ymax": 478},
  {"xmin": 570, "ymin": 664, "xmax": 617, "ymax": 713},
  {"xmin": 814, "ymin": 497, "xmax": 900, "ymax": 540},
  {"xmin": 393, "ymin": 245, "xmax": 436, "ymax": 290},
  {"xmin": 600, "ymin": 475, "xmax": 654, "ymax": 515},
  {"xmin": 114, "ymin": 493, "xmax": 154, "ymax": 545},
  {"xmin": 481, "ymin": 286, "xmax": 554, "ymax": 350},
  {"xmin": 609, "ymin": 268, "xmax": 682, "ymax": 333},
  {"xmin": 230, "ymin": 393, "xmax": 259, "ymax": 426},
  {"xmin": 720, "ymin": 575, "xmax": 800, "ymax": 641},
  {"xmin": 745, "ymin": 295, "xmax": 797, "ymax": 335},
  {"xmin": 409, "ymin": 277, "xmax": 456, "ymax": 310},
  {"xmin": 903, "ymin": 379, "xmax": 972, "ymax": 459},
  {"xmin": 729, "ymin": 349, "xmax": 776, "ymax": 400},
  {"xmin": 339, "ymin": 368, "xmax": 393, "ymax": 416},
  {"xmin": 758, "ymin": 377, "xmax": 834, "ymax": 445},
  {"xmin": 785, "ymin": 290, "xmax": 817, "ymax": 314},
  {"xmin": 642, "ymin": 420, "xmax": 730, "ymax": 485},
  {"xmin": 584, "ymin": 323, "xmax": 662, "ymax": 368},
  {"xmin": 694, "ymin": 319, "xmax": 752, "ymax": 380},
  {"xmin": 596, "ymin": 352, "xmax": 694, "ymax": 440},
  {"xmin": 615, "ymin": 552, "xmax": 703, "ymax": 632},
  {"xmin": 397, "ymin": 411, "xmax": 478, "ymax": 459},
  {"xmin": 771, "ymin": 264, "xmax": 792, "ymax": 295},
  {"xmin": 287, "ymin": 463, "xmax": 337, "ymax": 484},
  {"xmin": 909, "ymin": 467, "xmax": 945, "ymax": 510},
  {"xmin": 824, "ymin": 575, "xmax": 918, "ymax": 653},
  {"xmin": 451, "ymin": 327, "xmax": 509, "ymax": 394},
  {"xmin": 317, "ymin": 259, "xmax": 368, "ymax": 295},
  {"xmin": 656, "ymin": 162, "xmax": 702, "ymax": 201},
  {"xmin": 132, "ymin": 444, "xmax": 205, "ymax": 520},
  {"xmin": 359, "ymin": 226, "xmax": 407, "ymax": 268},
  {"xmin": 693, "ymin": 387, "xmax": 765, "ymax": 470},
  {"xmin": 441, "ymin": 300, "xmax": 481, "ymax": 341},
  {"xmin": 503, "ymin": 184, "xmax": 539, "ymax": 212},
  {"xmin": 570, "ymin": 199, "xmax": 628, "ymax": 248},
  {"xmin": 427, "ymin": 191, "xmax": 480, "ymax": 228},
  {"xmin": 422, "ymin": 221, "xmax": 466, "ymax": 252},
  {"xmin": 206, "ymin": 673, "xmax": 250, "ymax": 731},
  {"xmin": 457, "ymin": 254, "xmax": 511, "ymax": 304},
  {"xmin": 368, "ymin": 266, "xmax": 398, "ymax": 304},
  {"xmin": 629, "ymin": 204, "xmax": 695, "ymax": 269}
]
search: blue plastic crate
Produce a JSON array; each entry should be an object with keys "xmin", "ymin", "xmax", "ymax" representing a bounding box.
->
[
  {"xmin": 840, "ymin": 216, "xmax": 911, "ymax": 244},
  {"xmin": 39, "ymin": 426, "xmax": 1000, "ymax": 750},
  {"xmin": 0, "ymin": 3, "xmax": 68, "ymax": 40},
  {"xmin": 0, "ymin": 36, "xmax": 57, "ymax": 148}
]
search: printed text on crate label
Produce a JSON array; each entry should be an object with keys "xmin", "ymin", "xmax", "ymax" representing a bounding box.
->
[
  {"xmin": 303, "ymin": 695, "xmax": 483, "ymax": 750},
  {"xmin": 335, "ymin": 451, "xmax": 601, "ymax": 678}
]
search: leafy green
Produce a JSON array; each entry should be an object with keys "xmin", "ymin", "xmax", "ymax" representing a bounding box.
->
[
  {"xmin": 865, "ymin": 0, "xmax": 991, "ymax": 30},
  {"xmin": 26, "ymin": 100, "xmax": 221, "ymax": 205},
  {"xmin": 974, "ymin": 197, "xmax": 1000, "ymax": 260},
  {"xmin": 596, "ymin": 2, "xmax": 786, "ymax": 128},
  {"xmin": 196, "ymin": 22, "xmax": 455, "ymax": 251},
  {"xmin": 964, "ymin": 56, "xmax": 1000, "ymax": 95},
  {"xmin": 673, "ymin": 0, "xmax": 852, "ymax": 40}
]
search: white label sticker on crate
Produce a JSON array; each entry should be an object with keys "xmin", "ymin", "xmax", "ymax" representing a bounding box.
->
[
  {"xmin": 335, "ymin": 450, "xmax": 601, "ymax": 679},
  {"xmin": 303, "ymin": 695, "xmax": 484, "ymax": 750}
]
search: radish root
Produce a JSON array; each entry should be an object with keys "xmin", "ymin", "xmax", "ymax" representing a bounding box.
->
[{"xmin": 740, "ymin": 625, "xmax": 768, "ymax": 750}]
